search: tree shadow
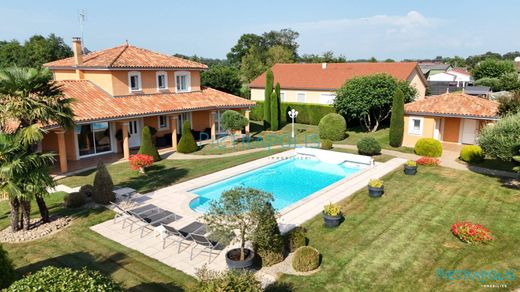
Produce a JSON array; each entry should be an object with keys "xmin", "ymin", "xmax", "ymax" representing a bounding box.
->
[
  {"xmin": 122, "ymin": 165, "xmax": 188, "ymax": 193},
  {"xmin": 264, "ymin": 281, "xmax": 295, "ymax": 292}
]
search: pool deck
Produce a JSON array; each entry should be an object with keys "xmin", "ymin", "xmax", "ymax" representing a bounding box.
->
[{"xmin": 91, "ymin": 149, "xmax": 406, "ymax": 284}]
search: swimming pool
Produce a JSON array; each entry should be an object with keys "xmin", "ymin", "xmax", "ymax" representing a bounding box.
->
[{"xmin": 189, "ymin": 157, "xmax": 364, "ymax": 213}]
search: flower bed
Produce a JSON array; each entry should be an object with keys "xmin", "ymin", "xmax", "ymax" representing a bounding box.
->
[
  {"xmin": 129, "ymin": 154, "xmax": 154, "ymax": 173},
  {"xmin": 451, "ymin": 221, "xmax": 493, "ymax": 244},
  {"xmin": 416, "ymin": 157, "xmax": 440, "ymax": 166}
]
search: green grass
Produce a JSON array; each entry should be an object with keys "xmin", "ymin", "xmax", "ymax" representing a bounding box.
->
[
  {"xmin": 462, "ymin": 157, "xmax": 518, "ymax": 173},
  {"xmin": 272, "ymin": 167, "xmax": 520, "ymax": 291},
  {"xmin": 331, "ymin": 147, "xmax": 395, "ymax": 162},
  {"xmin": 336, "ymin": 125, "xmax": 415, "ymax": 153},
  {"xmin": 58, "ymin": 148, "xmax": 287, "ymax": 192}
]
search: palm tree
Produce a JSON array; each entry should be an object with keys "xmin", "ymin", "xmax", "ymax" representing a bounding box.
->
[{"xmin": 0, "ymin": 67, "xmax": 74, "ymax": 225}]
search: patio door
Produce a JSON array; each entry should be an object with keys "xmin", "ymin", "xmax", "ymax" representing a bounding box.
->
[
  {"xmin": 461, "ymin": 119, "xmax": 477, "ymax": 144},
  {"xmin": 433, "ymin": 118, "xmax": 442, "ymax": 141},
  {"xmin": 128, "ymin": 120, "xmax": 141, "ymax": 148}
]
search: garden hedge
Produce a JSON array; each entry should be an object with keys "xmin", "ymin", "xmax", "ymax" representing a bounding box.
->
[
  {"xmin": 318, "ymin": 113, "xmax": 347, "ymax": 141},
  {"xmin": 320, "ymin": 139, "xmax": 333, "ymax": 150},
  {"xmin": 414, "ymin": 138, "xmax": 442, "ymax": 157},
  {"xmin": 357, "ymin": 137, "xmax": 381, "ymax": 156},
  {"xmin": 250, "ymin": 101, "xmax": 336, "ymax": 126},
  {"xmin": 292, "ymin": 246, "xmax": 320, "ymax": 272},
  {"xmin": 460, "ymin": 145, "xmax": 485, "ymax": 163}
]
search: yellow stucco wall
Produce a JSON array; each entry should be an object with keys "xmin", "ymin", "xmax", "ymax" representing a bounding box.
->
[
  {"xmin": 251, "ymin": 88, "xmax": 335, "ymax": 104},
  {"xmin": 82, "ymin": 71, "xmax": 114, "ymax": 93},
  {"xmin": 407, "ymin": 71, "xmax": 427, "ymax": 99},
  {"xmin": 111, "ymin": 70, "xmax": 201, "ymax": 96},
  {"xmin": 53, "ymin": 70, "xmax": 77, "ymax": 80},
  {"xmin": 402, "ymin": 115, "xmax": 436, "ymax": 147}
]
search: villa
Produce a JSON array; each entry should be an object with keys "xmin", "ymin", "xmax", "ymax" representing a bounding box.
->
[
  {"xmin": 249, "ymin": 62, "xmax": 427, "ymax": 105},
  {"xmin": 41, "ymin": 38, "xmax": 255, "ymax": 173}
]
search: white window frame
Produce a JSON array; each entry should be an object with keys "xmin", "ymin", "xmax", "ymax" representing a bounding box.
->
[
  {"xmin": 175, "ymin": 71, "xmax": 191, "ymax": 93},
  {"xmin": 320, "ymin": 93, "xmax": 336, "ymax": 105},
  {"xmin": 158, "ymin": 115, "xmax": 169, "ymax": 130},
  {"xmin": 280, "ymin": 92, "xmax": 285, "ymax": 102},
  {"xmin": 156, "ymin": 71, "xmax": 168, "ymax": 91},
  {"xmin": 297, "ymin": 92, "xmax": 306, "ymax": 103},
  {"xmin": 128, "ymin": 71, "xmax": 142, "ymax": 92},
  {"xmin": 408, "ymin": 116, "xmax": 424, "ymax": 136}
]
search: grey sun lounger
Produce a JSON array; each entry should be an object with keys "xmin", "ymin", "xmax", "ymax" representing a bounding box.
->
[
  {"xmin": 189, "ymin": 227, "xmax": 226, "ymax": 263},
  {"xmin": 159, "ymin": 223, "xmax": 197, "ymax": 251},
  {"xmin": 130, "ymin": 210, "xmax": 178, "ymax": 238},
  {"xmin": 110, "ymin": 202, "xmax": 160, "ymax": 226}
]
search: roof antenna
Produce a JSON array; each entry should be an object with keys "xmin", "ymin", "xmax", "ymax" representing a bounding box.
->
[
  {"xmin": 125, "ymin": 39, "xmax": 129, "ymax": 46},
  {"xmin": 78, "ymin": 9, "xmax": 87, "ymax": 52}
]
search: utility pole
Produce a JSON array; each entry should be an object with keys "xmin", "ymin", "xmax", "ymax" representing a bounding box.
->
[{"xmin": 78, "ymin": 9, "xmax": 87, "ymax": 52}]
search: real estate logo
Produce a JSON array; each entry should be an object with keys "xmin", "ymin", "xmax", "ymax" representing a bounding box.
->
[{"xmin": 436, "ymin": 268, "xmax": 516, "ymax": 287}]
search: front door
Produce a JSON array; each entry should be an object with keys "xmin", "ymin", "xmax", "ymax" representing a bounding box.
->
[
  {"xmin": 128, "ymin": 120, "xmax": 141, "ymax": 148},
  {"xmin": 434, "ymin": 118, "xmax": 442, "ymax": 141},
  {"xmin": 461, "ymin": 119, "xmax": 477, "ymax": 144}
]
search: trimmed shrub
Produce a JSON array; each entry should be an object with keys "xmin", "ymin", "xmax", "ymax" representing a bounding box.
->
[
  {"xmin": 7, "ymin": 266, "xmax": 123, "ymax": 291},
  {"xmin": 253, "ymin": 203, "xmax": 284, "ymax": 267},
  {"xmin": 389, "ymin": 88, "xmax": 405, "ymax": 147},
  {"xmin": 195, "ymin": 267, "xmax": 261, "ymax": 292},
  {"xmin": 177, "ymin": 120, "xmax": 198, "ymax": 153},
  {"xmin": 0, "ymin": 245, "xmax": 15, "ymax": 289},
  {"xmin": 64, "ymin": 191, "xmax": 86, "ymax": 208},
  {"xmin": 92, "ymin": 161, "xmax": 115, "ymax": 204},
  {"xmin": 318, "ymin": 113, "xmax": 347, "ymax": 141},
  {"xmin": 220, "ymin": 110, "xmax": 248, "ymax": 132},
  {"xmin": 414, "ymin": 138, "xmax": 442, "ymax": 157},
  {"xmin": 292, "ymin": 246, "xmax": 320, "ymax": 272},
  {"xmin": 460, "ymin": 145, "xmax": 485, "ymax": 163},
  {"xmin": 79, "ymin": 184, "xmax": 94, "ymax": 197},
  {"xmin": 270, "ymin": 90, "xmax": 280, "ymax": 131},
  {"xmin": 479, "ymin": 112, "xmax": 520, "ymax": 161},
  {"xmin": 138, "ymin": 126, "xmax": 161, "ymax": 161},
  {"xmin": 320, "ymin": 139, "xmax": 333, "ymax": 150},
  {"xmin": 357, "ymin": 137, "xmax": 381, "ymax": 156},
  {"xmin": 264, "ymin": 69, "xmax": 273, "ymax": 130},
  {"xmin": 284, "ymin": 227, "xmax": 307, "ymax": 253},
  {"xmin": 250, "ymin": 101, "xmax": 335, "ymax": 126}
]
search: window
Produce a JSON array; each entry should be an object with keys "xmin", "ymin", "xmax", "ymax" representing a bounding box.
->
[
  {"xmin": 156, "ymin": 71, "xmax": 168, "ymax": 91},
  {"xmin": 158, "ymin": 115, "xmax": 169, "ymax": 129},
  {"xmin": 280, "ymin": 92, "xmax": 285, "ymax": 102},
  {"xmin": 177, "ymin": 112, "xmax": 192, "ymax": 132},
  {"xmin": 297, "ymin": 93, "xmax": 306, "ymax": 103},
  {"xmin": 175, "ymin": 71, "xmax": 191, "ymax": 92},
  {"xmin": 128, "ymin": 71, "xmax": 141, "ymax": 92},
  {"xmin": 76, "ymin": 122, "xmax": 112, "ymax": 156},
  {"xmin": 408, "ymin": 117, "xmax": 424, "ymax": 135},
  {"xmin": 320, "ymin": 93, "xmax": 336, "ymax": 105}
]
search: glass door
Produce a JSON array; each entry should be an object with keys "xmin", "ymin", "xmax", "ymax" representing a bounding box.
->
[{"xmin": 76, "ymin": 122, "xmax": 112, "ymax": 157}]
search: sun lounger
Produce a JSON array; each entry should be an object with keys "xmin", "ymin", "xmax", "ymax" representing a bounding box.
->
[
  {"xmin": 189, "ymin": 230, "xmax": 225, "ymax": 263},
  {"xmin": 129, "ymin": 210, "xmax": 178, "ymax": 238}
]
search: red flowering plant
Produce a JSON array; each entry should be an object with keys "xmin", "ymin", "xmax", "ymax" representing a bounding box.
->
[
  {"xmin": 451, "ymin": 221, "xmax": 493, "ymax": 244},
  {"xmin": 416, "ymin": 157, "xmax": 441, "ymax": 166},
  {"xmin": 129, "ymin": 154, "xmax": 154, "ymax": 174}
]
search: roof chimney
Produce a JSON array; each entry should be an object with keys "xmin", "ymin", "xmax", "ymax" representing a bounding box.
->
[
  {"xmin": 72, "ymin": 37, "xmax": 83, "ymax": 66},
  {"xmin": 322, "ymin": 63, "xmax": 327, "ymax": 69}
]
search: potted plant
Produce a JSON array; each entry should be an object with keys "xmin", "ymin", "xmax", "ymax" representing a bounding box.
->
[
  {"xmin": 368, "ymin": 179, "xmax": 384, "ymax": 197},
  {"xmin": 203, "ymin": 187, "xmax": 273, "ymax": 270},
  {"xmin": 322, "ymin": 203, "xmax": 342, "ymax": 227},
  {"xmin": 404, "ymin": 160, "xmax": 418, "ymax": 175}
]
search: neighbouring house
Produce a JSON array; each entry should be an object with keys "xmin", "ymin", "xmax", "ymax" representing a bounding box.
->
[
  {"xmin": 402, "ymin": 92, "xmax": 499, "ymax": 147},
  {"xmin": 428, "ymin": 68, "xmax": 474, "ymax": 95},
  {"xmin": 42, "ymin": 38, "xmax": 255, "ymax": 173},
  {"xmin": 418, "ymin": 62, "xmax": 452, "ymax": 79},
  {"xmin": 249, "ymin": 62, "xmax": 427, "ymax": 105}
]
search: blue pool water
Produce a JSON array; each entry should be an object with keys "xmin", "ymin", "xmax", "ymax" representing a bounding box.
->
[{"xmin": 190, "ymin": 158, "xmax": 362, "ymax": 213}]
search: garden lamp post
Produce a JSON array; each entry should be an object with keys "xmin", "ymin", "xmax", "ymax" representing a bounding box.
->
[{"xmin": 288, "ymin": 109, "xmax": 299, "ymax": 138}]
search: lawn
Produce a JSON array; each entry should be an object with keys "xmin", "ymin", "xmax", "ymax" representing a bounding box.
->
[
  {"xmin": 271, "ymin": 166, "xmax": 520, "ymax": 291},
  {"xmin": 58, "ymin": 148, "xmax": 287, "ymax": 192},
  {"xmin": 336, "ymin": 125, "xmax": 415, "ymax": 153}
]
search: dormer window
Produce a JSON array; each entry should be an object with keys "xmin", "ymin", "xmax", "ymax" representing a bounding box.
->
[
  {"xmin": 128, "ymin": 71, "xmax": 141, "ymax": 92},
  {"xmin": 175, "ymin": 71, "xmax": 191, "ymax": 93},
  {"xmin": 156, "ymin": 71, "xmax": 168, "ymax": 91}
]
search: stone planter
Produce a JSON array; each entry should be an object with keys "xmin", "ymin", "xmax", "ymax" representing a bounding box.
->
[
  {"xmin": 368, "ymin": 185, "xmax": 384, "ymax": 197},
  {"xmin": 225, "ymin": 248, "xmax": 255, "ymax": 270},
  {"xmin": 403, "ymin": 165, "xmax": 417, "ymax": 175},
  {"xmin": 322, "ymin": 212, "xmax": 342, "ymax": 228}
]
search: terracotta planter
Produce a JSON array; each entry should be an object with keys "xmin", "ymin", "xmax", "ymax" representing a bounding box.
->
[{"xmin": 368, "ymin": 185, "xmax": 384, "ymax": 197}]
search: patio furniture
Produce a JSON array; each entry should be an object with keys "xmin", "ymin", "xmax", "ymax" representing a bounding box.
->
[
  {"xmin": 157, "ymin": 223, "xmax": 203, "ymax": 251},
  {"xmin": 129, "ymin": 209, "xmax": 178, "ymax": 238},
  {"xmin": 189, "ymin": 228, "xmax": 226, "ymax": 263},
  {"xmin": 110, "ymin": 202, "xmax": 159, "ymax": 225}
]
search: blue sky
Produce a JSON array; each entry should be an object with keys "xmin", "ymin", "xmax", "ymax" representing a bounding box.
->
[{"xmin": 1, "ymin": 0, "xmax": 519, "ymax": 60}]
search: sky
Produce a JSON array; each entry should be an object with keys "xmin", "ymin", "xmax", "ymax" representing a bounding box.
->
[{"xmin": 1, "ymin": 0, "xmax": 519, "ymax": 60}]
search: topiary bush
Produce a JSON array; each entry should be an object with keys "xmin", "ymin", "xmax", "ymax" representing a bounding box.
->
[
  {"xmin": 79, "ymin": 184, "xmax": 94, "ymax": 197},
  {"xmin": 220, "ymin": 110, "xmax": 248, "ymax": 133},
  {"xmin": 389, "ymin": 88, "xmax": 405, "ymax": 147},
  {"xmin": 7, "ymin": 266, "xmax": 123, "ymax": 292},
  {"xmin": 357, "ymin": 137, "xmax": 381, "ymax": 156},
  {"xmin": 414, "ymin": 138, "xmax": 442, "ymax": 157},
  {"xmin": 0, "ymin": 245, "xmax": 15, "ymax": 289},
  {"xmin": 177, "ymin": 120, "xmax": 198, "ymax": 153},
  {"xmin": 138, "ymin": 126, "xmax": 161, "ymax": 161},
  {"xmin": 253, "ymin": 203, "xmax": 284, "ymax": 267},
  {"xmin": 320, "ymin": 139, "xmax": 333, "ymax": 150},
  {"xmin": 292, "ymin": 246, "xmax": 320, "ymax": 272},
  {"xmin": 195, "ymin": 266, "xmax": 261, "ymax": 292},
  {"xmin": 284, "ymin": 227, "xmax": 307, "ymax": 253},
  {"xmin": 64, "ymin": 191, "xmax": 86, "ymax": 208},
  {"xmin": 318, "ymin": 113, "xmax": 347, "ymax": 141},
  {"xmin": 92, "ymin": 161, "xmax": 115, "ymax": 204},
  {"xmin": 460, "ymin": 145, "xmax": 485, "ymax": 163}
]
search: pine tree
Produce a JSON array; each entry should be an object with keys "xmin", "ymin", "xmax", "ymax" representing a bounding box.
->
[
  {"xmin": 270, "ymin": 90, "xmax": 279, "ymax": 131},
  {"xmin": 263, "ymin": 69, "xmax": 273, "ymax": 130},
  {"xmin": 177, "ymin": 120, "xmax": 198, "ymax": 153},
  {"xmin": 389, "ymin": 88, "xmax": 405, "ymax": 147},
  {"xmin": 138, "ymin": 126, "xmax": 161, "ymax": 161}
]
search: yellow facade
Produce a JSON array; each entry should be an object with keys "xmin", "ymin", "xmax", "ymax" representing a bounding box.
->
[{"xmin": 402, "ymin": 115, "xmax": 436, "ymax": 147}]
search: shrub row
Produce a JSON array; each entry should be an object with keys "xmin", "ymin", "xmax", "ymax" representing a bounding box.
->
[{"xmin": 250, "ymin": 101, "xmax": 336, "ymax": 125}]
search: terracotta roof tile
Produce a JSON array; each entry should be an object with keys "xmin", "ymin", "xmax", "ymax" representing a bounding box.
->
[
  {"xmin": 404, "ymin": 92, "xmax": 499, "ymax": 119},
  {"xmin": 250, "ymin": 62, "xmax": 422, "ymax": 90},
  {"xmin": 44, "ymin": 44, "xmax": 207, "ymax": 69},
  {"xmin": 59, "ymin": 80, "xmax": 254, "ymax": 123}
]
